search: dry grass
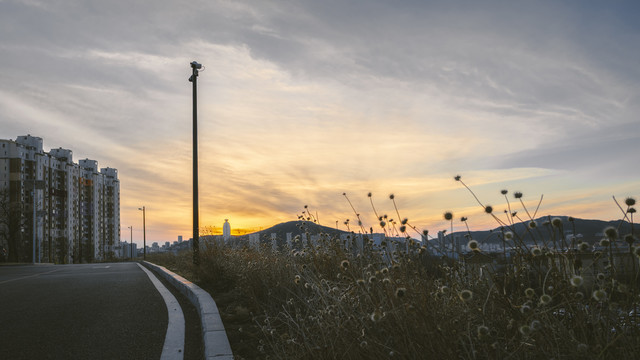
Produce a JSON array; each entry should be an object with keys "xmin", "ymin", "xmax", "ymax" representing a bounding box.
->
[{"xmin": 149, "ymin": 180, "xmax": 640, "ymax": 359}]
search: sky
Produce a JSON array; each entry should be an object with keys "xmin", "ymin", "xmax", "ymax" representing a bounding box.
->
[{"xmin": 1, "ymin": 0, "xmax": 639, "ymax": 247}]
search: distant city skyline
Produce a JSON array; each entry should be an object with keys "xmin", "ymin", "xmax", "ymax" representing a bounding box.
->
[{"xmin": 1, "ymin": 1, "xmax": 638, "ymax": 247}]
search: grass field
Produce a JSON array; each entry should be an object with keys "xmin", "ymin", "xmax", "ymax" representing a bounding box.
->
[{"xmin": 149, "ymin": 180, "xmax": 640, "ymax": 359}]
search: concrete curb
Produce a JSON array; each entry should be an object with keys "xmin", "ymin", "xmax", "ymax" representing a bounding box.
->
[{"xmin": 142, "ymin": 261, "xmax": 233, "ymax": 360}]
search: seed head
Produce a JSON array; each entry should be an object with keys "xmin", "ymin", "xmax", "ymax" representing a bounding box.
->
[
  {"xmin": 399, "ymin": 225, "xmax": 406, "ymax": 233},
  {"xmin": 444, "ymin": 212, "xmax": 453, "ymax": 221},
  {"xmin": 468, "ymin": 239, "xmax": 479, "ymax": 251},
  {"xmin": 294, "ymin": 275, "xmax": 301, "ymax": 284},
  {"xmin": 501, "ymin": 189, "xmax": 508, "ymax": 195},
  {"xmin": 531, "ymin": 246, "xmax": 542, "ymax": 257},
  {"xmin": 367, "ymin": 192, "xmax": 372, "ymax": 198},
  {"xmin": 525, "ymin": 288, "xmax": 535, "ymax": 298},
  {"xmin": 530, "ymin": 320, "xmax": 542, "ymax": 331},
  {"xmin": 401, "ymin": 218, "xmax": 408, "ymax": 225},
  {"xmin": 370, "ymin": 310, "xmax": 383, "ymax": 322},
  {"xmin": 459, "ymin": 289, "xmax": 473, "ymax": 302},
  {"xmin": 460, "ymin": 216, "xmax": 468, "ymax": 222},
  {"xmin": 520, "ymin": 304, "xmax": 531, "ymax": 314},
  {"xmin": 629, "ymin": 207, "xmax": 637, "ymax": 214},
  {"xmin": 592, "ymin": 289, "xmax": 607, "ymax": 302},
  {"xmin": 528, "ymin": 221, "xmax": 537, "ymax": 229},
  {"xmin": 380, "ymin": 221, "xmax": 386, "ymax": 228},
  {"xmin": 504, "ymin": 231, "xmax": 514, "ymax": 240},
  {"xmin": 484, "ymin": 206, "xmax": 493, "ymax": 214},
  {"xmin": 624, "ymin": 234, "xmax": 637, "ymax": 245},
  {"xmin": 395, "ymin": 287, "xmax": 406, "ymax": 298},
  {"xmin": 578, "ymin": 242, "xmax": 590, "ymax": 252},
  {"xmin": 597, "ymin": 272, "xmax": 606, "ymax": 281},
  {"xmin": 570, "ymin": 275, "xmax": 584, "ymax": 287},
  {"xmin": 340, "ymin": 260, "xmax": 350, "ymax": 270},
  {"xmin": 389, "ymin": 194, "xmax": 395, "ymax": 200},
  {"xmin": 454, "ymin": 175, "xmax": 461, "ymax": 181},
  {"xmin": 604, "ymin": 226, "xmax": 618, "ymax": 240},
  {"xmin": 551, "ymin": 217, "xmax": 562, "ymax": 228},
  {"xmin": 422, "ymin": 229, "xmax": 429, "ymax": 237},
  {"xmin": 519, "ymin": 325, "xmax": 532, "ymax": 337},
  {"xmin": 539, "ymin": 294, "xmax": 552, "ymax": 305},
  {"xmin": 477, "ymin": 325, "xmax": 490, "ymax": 338},
  {"xmin": 599, "ymin": 238, "xmax": 610, "ymax": 247},
  {"xmin": 514, "ymin": 192, "xmax": 523, "ymax": 199},
  {"xmin": 625, "ymin": 197, "xmax": 636, "ymax": 207},
  {"xmin": 577, "ymin": 343, "xmax": 588, "ymax": 353}
]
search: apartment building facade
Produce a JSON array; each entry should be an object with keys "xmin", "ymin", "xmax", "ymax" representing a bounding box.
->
[{"xmin": 0, "ymin": 135, "xmax": 120, "ymax": 263}]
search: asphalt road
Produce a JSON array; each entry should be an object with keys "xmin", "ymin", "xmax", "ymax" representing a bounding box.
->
[{"xmin": 0, "ymin": 262, "xmax": 200, "ymax": 360}]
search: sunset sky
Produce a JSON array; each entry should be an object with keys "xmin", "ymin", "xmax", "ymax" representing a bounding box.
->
[{"xmin": 1, "ymin": 0, "xmax": 639, "ymax": 246}]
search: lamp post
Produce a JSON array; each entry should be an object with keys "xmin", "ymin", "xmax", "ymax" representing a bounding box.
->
[
  {"xmin": 138, "ymin": 207, "xmax": 146, "ymax": 260},
  {"xmin": 127, "ymin": 226, "xmax": 133, "ymax": 260},
  {"xmin": 189, "ymin": 61, "xmax": 203, "ymax": 265}
]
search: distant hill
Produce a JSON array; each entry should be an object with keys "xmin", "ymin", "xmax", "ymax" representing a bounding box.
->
[
  {"xmin": 231, "ymin": 220, "xmax": 349, "ymax": 242},
  {"xmin": 253, "ymin": 220, "xmax": 348, "ymax": 240},
  {"xmin": 441, "ymin": 216, "xmax": 634, "ymax": 245},
  {"xmin": 236, "ymin": 216, "xmax": 634, "ymax": 246}
]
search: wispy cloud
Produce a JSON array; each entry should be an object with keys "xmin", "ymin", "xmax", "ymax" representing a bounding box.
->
[{"xmin": 1, "ymin": 0, "xmax": 638, "ymax": 244}]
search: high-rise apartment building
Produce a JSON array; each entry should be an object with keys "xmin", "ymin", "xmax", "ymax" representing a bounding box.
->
[{"xmin": 0, "ymin": 135, "xmax": 120, "ymax": 263}]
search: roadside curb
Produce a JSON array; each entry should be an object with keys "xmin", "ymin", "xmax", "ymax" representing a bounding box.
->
[{"xmin": 142, "ymin": 261, "xmax": 233, "ymax": 360}]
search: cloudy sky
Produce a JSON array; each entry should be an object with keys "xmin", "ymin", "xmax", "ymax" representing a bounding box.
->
[{"xmin": 1, "ymin": 0, "xmax": 639, "ymax": 246}]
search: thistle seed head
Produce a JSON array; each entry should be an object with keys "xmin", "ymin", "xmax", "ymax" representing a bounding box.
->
[
  {"xmin": 604, "ymin": 226, "xmax": 618, "ymax": 240},
  {"xmin": 459, "ymin": 289, "xmax": 473, "ymax": 302},
  {"xmin": 570, "ymin": 275, "xmax": 584, "ymax": 287},
  {"xmin": 525, "ymin": 288, "xmax": 535, "ymax": 298},
  {"xmin": 625, "ymin": 197, "xmax": 636, "ymax": 207},
  {"xmin": 592, "ymin": 289, "xmax": 607, "ymax": 302},
  {"xmin": 539, "ymin": 294, "xmax": 552, "ymax": 305},
  {"xmin": 468, "ymin": 239, "xmax": 479, "ymax": 251}
]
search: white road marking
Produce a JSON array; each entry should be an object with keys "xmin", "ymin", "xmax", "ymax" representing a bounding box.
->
[
  {"xmin": 137, "ymin": 263, "xmax": 185, "ymax": 360},
  {"xmin": 0, "ymin": 269, "xmax": 60, "ymax": 285}
]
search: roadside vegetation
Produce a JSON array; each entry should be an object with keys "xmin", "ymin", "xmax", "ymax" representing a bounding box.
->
[{"xmin": 149, "ymin": 176, "xmax": 640, "ymax": 359}]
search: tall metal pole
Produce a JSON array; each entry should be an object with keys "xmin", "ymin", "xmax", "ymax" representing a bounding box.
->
[
  {"xmin": 138, "ymin": 207, "xmax": 146, "ymax": 260},
  {"xmin": 190, "ymin": 61, "xmax": 202, "ymax": 265},
  {"xmin": 142, "ymin": 207, "xmax": 146, "ymax": 260},
  {"xmin": 128, "ymin": 226, "xmax": 133, "ymax": 260}
]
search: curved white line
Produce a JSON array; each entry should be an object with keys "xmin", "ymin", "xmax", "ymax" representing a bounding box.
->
[{"xmin": 137, "ymin": 263, "xmax": 185, "ymax": 360}]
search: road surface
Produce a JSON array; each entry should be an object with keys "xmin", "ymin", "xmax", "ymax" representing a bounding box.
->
[{"xmin": 0, "ymin": 262, "xmax": 202, "ymax": 359}]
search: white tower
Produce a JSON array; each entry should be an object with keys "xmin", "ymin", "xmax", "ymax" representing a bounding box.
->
[{"xmin": 223, "ymin": 219, "xmax": 231, "ymax": 240}]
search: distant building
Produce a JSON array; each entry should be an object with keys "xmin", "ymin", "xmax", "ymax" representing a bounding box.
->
[
  {"xmin": 0, "ymin": 135, "xmax": 120, "ymax": 263},
  {"xmin": 223, "ymin": 219, "xmax": 231, "ymax": 240},
  {"xmin": 118, "ymin": 241, "xmax": 137, "ymax": 259},
  {"xmin": 178, "ymin": 235, "xmax": 183, "ymax": 243}
]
